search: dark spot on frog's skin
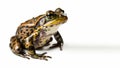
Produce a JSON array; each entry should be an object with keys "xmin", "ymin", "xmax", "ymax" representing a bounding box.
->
[
  {"xmin": 50, "ymin": 25, "xmax": 53, "ymax": 27},
  {"xmin": 30, "ymin": 22, "xmax": 33, "ymax": 24},
  {"xmin": 27, "ymin": 33, "xmax": 29, "ymax": 36},
  {"xmin": 45, "ymin": 26, "xmax": 48, "ymax": 28},
  {"xmin": 30, "ymin": 29, "xmax": 33, "ymax": 32},
  {"xmin": 28, "ymin": 29, "xmax": 33, "ymax": 33},
  {"xmin": 12, "ymin": 38, "xmax": 16, "ymax": 42},
  {"xmin": 39, "ymin": 40, "xmax": 42, "ymax": 43},
  {"xmin": 19, "ymin": 36, "xmax": 23, "ymax": 39},
  {"xmin": 20, "ymin": 30, "xmax": 23, "ymax": 33},
  {"xmin": 19, "ymin": 36, "xmax": 22, "ymax": 40},
  {"xmin": 25, "ymin": 26, "xmax": 29, "ymax": 28},
  {"xmin": 23, "ymin": 32, "xmax": 26, "ymax": 34},
  {"xmin": 17, "ymin": 48, "xmax": 21, "ymax": 51},
  {"xmin": 12, "ymin": 42, "xmax": 15, "ymax": 46},
  {"xmin": 26, "ymin": 29, "xmax": 28, "ymax": 31}
]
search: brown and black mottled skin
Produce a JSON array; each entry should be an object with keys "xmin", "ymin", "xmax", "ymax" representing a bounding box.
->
[{"xmin": 9, "ymin": 8, "xmax": 68, "ymax": 61}]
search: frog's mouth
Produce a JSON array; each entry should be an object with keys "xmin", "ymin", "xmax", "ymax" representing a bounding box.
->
[{"xmin": 44, "ymin": 15, "xmax": 68, "ymax": 27}]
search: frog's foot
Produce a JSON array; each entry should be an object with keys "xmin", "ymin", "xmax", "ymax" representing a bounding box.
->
[
  {"xmin": 31, "ymin": 52, "xmax": 52, "ymax": 61},
  {"xmin": 15, "ymin": 50, "xmax": 30, "ymax": 59},
  {"xmin": 18, "ymin": 54, "xmax": 30, "ymax": 59},
  {"xmin": 38, "ymin": 52, "xmax": 52, "ymax": 61},
  {"xmin": 13, "ymin": 51, "xmax": 30, "ymax": 59},
  {"xmin": 49, "ymin": 43, "xmax": 63, "ymax": 51}
]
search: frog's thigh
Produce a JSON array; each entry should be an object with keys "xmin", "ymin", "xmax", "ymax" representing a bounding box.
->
[{"xmin": 10, "ymin": 36, "xmax": 29, "ymax": 59}]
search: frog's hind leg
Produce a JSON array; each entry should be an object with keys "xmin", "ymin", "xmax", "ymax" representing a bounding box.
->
[
  {"xmin": 49, "ymin": 31, "xmax": 64, "ymax": 50},
  {"xmin": 10, "ymin": 36, "xmax": 29, "ymax": 59}
]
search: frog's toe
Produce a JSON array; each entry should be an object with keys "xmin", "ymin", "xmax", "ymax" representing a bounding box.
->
[
  {"xmin": 39, "ymin": 56, "xmax": 52, "ymax": 61},
  {"xmin": 18, "ymin": 54, "xmax": 30, "ymax": 59},
  {"xmin": 23, "ymin": 56, "xmax": 30, "ymax": 59},
  {"xmin": 38, "ymin": 52, "xmax": 52, "ymax": 61},
  {"xmin": 24, "ymin": 55, "xmax": 30, "ymax": 59}
]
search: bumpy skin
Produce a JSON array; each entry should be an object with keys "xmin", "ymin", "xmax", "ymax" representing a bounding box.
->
[{"xmin": 9, "ymin": 8, "xmax": 68, "ymax": 60}]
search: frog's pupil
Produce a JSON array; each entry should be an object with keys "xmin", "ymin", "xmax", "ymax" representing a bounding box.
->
[{"xmin": 47, "ymin": 14, "xmax": 56, "ymax": 20}]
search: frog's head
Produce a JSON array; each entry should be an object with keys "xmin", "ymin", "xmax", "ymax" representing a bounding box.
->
[
  {"xmin": 43, "ymin": 8, "xmax": 68, "ymax": 27},
  {"xmin": 38, "ymin": 8, "xmax": 68, "ymax": 35}
]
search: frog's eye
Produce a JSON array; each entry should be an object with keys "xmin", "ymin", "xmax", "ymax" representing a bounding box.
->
[
  {"xmin": 46, "ymin": 11, "xmax": 55, "ymax": 20},
  {"xmin": 39, "ymin": 18, "xmax": 45, "ymax": 25},
  {"xmin": 46, "ymin": 10, "xmax": 54, "ymax": 16},
  {"xmin": 55, "ymin": 8, "xmax": 64, "ymax": 15}
]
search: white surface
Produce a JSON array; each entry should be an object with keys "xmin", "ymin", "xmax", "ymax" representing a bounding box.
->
[{"xmin": 0, "ymin": 0, "xmax": 120, "ymax": 68}]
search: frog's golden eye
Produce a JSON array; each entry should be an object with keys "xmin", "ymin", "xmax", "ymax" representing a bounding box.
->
[
  {"xmin": 46, "ymin": 10, "xmax": 56, "ymax": 20},
  {"xmin": 46, "ymin": 10, "xmax": 54, "ymax": 16},
  {"xmin": 55, "ymin": 8, "xmax": 64, "ymax": 15}
]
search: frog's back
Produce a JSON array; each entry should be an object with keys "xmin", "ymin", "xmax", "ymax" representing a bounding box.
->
[{"xmin": 16, "ymin": 15, "xmax": 43, "ymax": 42}]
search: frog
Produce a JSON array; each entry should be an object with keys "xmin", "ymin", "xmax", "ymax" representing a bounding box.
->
[{"xmin": 9, "ymin": 8, "xmax": 68, "ymax": 61}]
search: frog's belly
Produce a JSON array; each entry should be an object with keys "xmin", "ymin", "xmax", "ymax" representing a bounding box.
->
[
  {"xmin": 34, "ymin": 36, "xmax": 51, "ymax": 49},
  {"xmin": 34, "ymin": 25, "xmax": 59, "ymax": 48}
]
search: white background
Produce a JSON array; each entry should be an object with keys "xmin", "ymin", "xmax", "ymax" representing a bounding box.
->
[{"xmin": 0, "ymin": 0, "xmax": 120, "ymax": 68}]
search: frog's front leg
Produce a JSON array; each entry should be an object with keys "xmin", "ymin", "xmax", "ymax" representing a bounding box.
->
[
  {"xmin": 25, "ymin": 33, "xmax": 51, "ymax": 61},
  {"xmin": 49, "ymin": 31, "xmax": 64, "ymax": 50}
]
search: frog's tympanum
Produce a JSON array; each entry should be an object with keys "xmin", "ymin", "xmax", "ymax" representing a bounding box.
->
[{"xmin": 9, "ymin": 8, "xmax": 68, "ymax": 61}]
